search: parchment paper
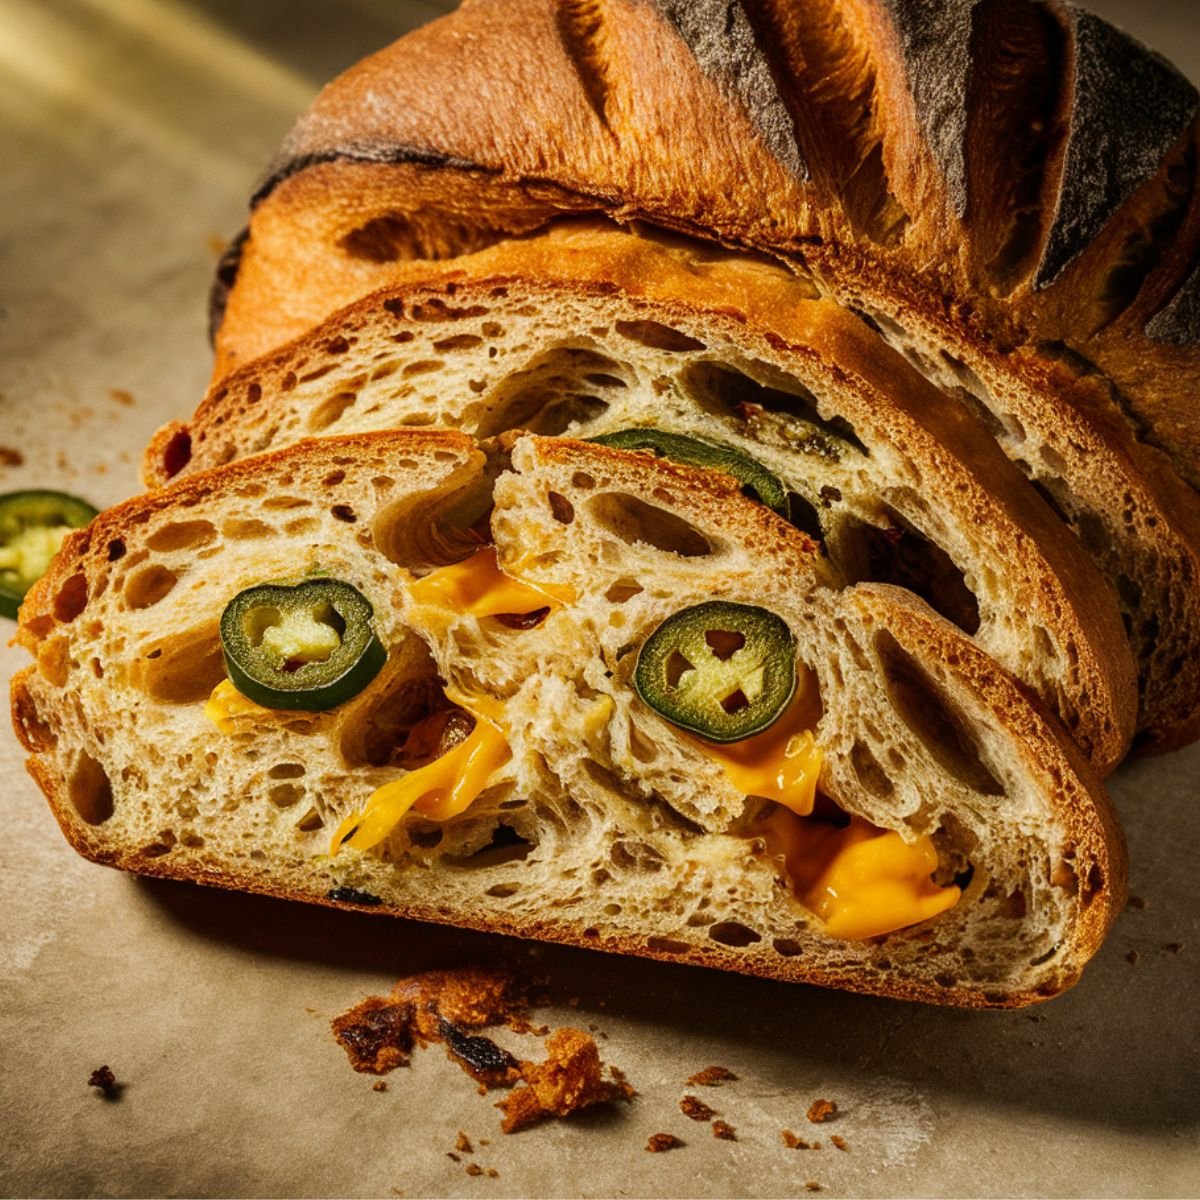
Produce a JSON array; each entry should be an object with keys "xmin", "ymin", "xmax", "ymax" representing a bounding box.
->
[{"xmin": 2, "ymin": 2, "xmax": 1197, "ymax": 1195}]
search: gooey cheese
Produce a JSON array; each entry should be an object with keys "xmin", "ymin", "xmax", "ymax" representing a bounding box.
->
[
  {"xmin": 684, "ymin": 687, "xmax": 823, "ymax": 816},
  {"xmin": 408, "ymin": 546, "xmax": 576, "ymax": 618},
  {"xmin": 765, "ymin": 810, "xmax": 962, "ymax": 940},
  {"xmin": 329, "ymin": 687, "xmax": 511, "ymax": 855},
  {"xmin": 204, "ymin": 678, "xmax": 272, "ymax": 731}
]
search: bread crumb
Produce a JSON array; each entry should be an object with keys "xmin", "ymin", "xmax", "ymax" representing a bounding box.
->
[
  {"xmin": 686, "ymin": 1065, "xmax": 737, "ymax": 1087},
  {"xmin": 446, "ymin": 1153, "xmax": 461, "ymax": 1164},
  {"xmin": 499, "ymin": 1027, "xmax": 630, "ymax": 1133},
  {"xmin": 108, "ymin": 389, "xmax": 134, "ymax": 406},
  {"xmin": 485, "ymin": 1169, "xmax": 498, "ymax": 1178},
  {"xmin": 831, "ymin": 1134, "xmax": 848, "ymax": 1151},
  {"xmin": 1127, "ymin": 894, "xmax": 1147, "ymax": 910},
  {"xmin": 88, "ymin": 1065, "xmax": 119, "ymax": 1100},
  {"xmin": 465, "ymin": 1163, "xmax": 483, "ymax": 1177},
  {"xmin": 1164, "ymin": 942, "xmax": 1184, "ymax": 954},
  {"xmin": 0, "ymin": 446, "xmax": 24, "ymax": 467},
  {"xmin": 456, "ymin": 1132, "xmax": 473, "ymax": 1154},
  {"xmin": 646, "ymin": 1133, "xmax": 683, "ymax": 1152},
  {"xmin": 331, "ymin": 997, "xmax": 415, "ymax": 1074},
  {"xmin": 806, "ymin": 1182, "xmax": 821, "ymax": 1192},
  {"xmin": 712, "ymin": 1120, "xmax": 736, "ymax": 1141},
  {"xmin": 807, "ymin": 1098, "xmax": 837, "ymax": 1123},
  {"xmin": 1126, "ymin": 950, "xmax": 1140, "ymax": 965},
  {"xmin": 609, "ymin": 1064, "xmax": 637, "ymax": 1098},
  {"xmin": 680, "ymin": 1095, "xmax": 717, "ymax": 1122},
  {"xmin": 781, "ymin": 1130, "xmax": 811, "ymax": 1150},
  {"xmin": 479, "ymin": 1139, "xmax": 490, "ymax": 1147},
  {"xmin": 373, "ymin": 1081, "xmax": 388, "ymax": 1093}
]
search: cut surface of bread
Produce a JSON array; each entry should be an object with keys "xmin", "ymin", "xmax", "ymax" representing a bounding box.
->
[
  {"xmin": 149, "ymin": 226, "xmax": 1141, "ymax": 770},
  {"xmin": 14, "ymin": 431, "xmax": 1125, "ymax": 1007}
]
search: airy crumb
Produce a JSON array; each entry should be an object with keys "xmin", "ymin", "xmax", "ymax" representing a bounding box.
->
[
  {"xmin": 88, "ymin": 1065, "xmax": 119, "ymax": 1100},
  {"xmin": 646, "ymin": 1133, "xmax": 684, "ymax": 1153},
  {"xmin": 456, "ymin": 1131, "xmax": 473, "ymax": 1154},
  {"xmin": 680, "ymin": 1095, "xmax": 717, "ymax": 1122},
  {"xmin": 686, "ymin": 1065, "xmax": 737, "ymax": 1087},
  {"xmin": 712, "ymin": 1120, "xmax": 737, "ymax": 1141},
  {"xmin": 499, "ymin": 1027, "xmax": 630, "ymax": 1133},
  {"xmin": 373, "ymin": 1081, "xmax": 388, "ymax": 1093},
  {"xmin": 831, "ymin": 1134, "xmax": 848, "ymax": 1151},
  {"xmin": 781, "ymin": 1129, "xmax": 811, "ymax": 1150},
  {"xmin": 807, "ymin": 1098, "xmax": 837, "ymax": 1123}
]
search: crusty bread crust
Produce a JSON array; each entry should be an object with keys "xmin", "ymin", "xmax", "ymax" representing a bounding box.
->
[
  {"xmin": 14, "ymin": 431, "xmax": 1125, "ymax": 1008},
  {"xmin": 148, "ymin": 225, "xmax": 1141, "ymax": 770}
]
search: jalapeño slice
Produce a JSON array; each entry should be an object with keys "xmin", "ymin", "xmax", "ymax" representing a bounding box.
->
[
  {"xmin": 219, "ymin": 578, "xmax": 386, "ymax": 711},
  {"xmin": 634, "ymin": 601, "xmax": 796, "ymax": 742},
  {"xmin": 590, "ymin": 428, "xmax": 789, "ymax": 517},
  {"xmin": 0, "ymin": 490, "xmax": 99, "ymax": 620}
]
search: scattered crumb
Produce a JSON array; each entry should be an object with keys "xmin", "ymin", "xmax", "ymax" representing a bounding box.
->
[
  {"xmin": 485, "ymin": 1169, "xmax": 498, "ymax": 1178},
  {"xmin": 331, "ymin": 997, "xmax": 415, "ymax": 1074},
  {"xmin": 807, "ymin": 1098, "xmax": 837, "ymax": 1124},
  {"xmin": 108, "ymin": 388, "xmax": 134, "ymax": 406},
  {"xmin": 646, "ymin": 1133, "xmax": 684, "ymax": 1153},
  {"xmin": 456, "ymin": 1132, "xmax": 473, "ymax": 1154},
  {"xmin": 0, "ymin": 446, "xmax": 23, "ymax": 467},
  {"xmin": 1127, "ymin": 895, "xmax": 1147, "ymax": 910},
  {"xmin": 466, "ymin": 1163, "xmax": 483, "ymax": 1177},
  {"xmin": 479, "ymin": 1139, "xmax": 490, "ymax": 1147},
  {"xmin": 1126, "ymin": 950, "xmax": 1140, "ymax": 965},
  {"xmin": 687, "ymin": 1065, "xmax": 737, "ymax": 1087},
  {"xmin": 712, "ymin": 1120, "xmax": 736, "ymax": 1141},
  {"xmin": 831, "ymin": 1134, "xmax": 848, "ymax": 1152},
  {"xmin": 373, "ymin": 1081, "xmax": 388, "ymax": 1093},
  {"xmin": 609, "ymin": 1064, "xmax": 636, "ymax": 1098},
  {"xmin": 680, "ymin": 1095, "xmax": 717, "ymax": 1122},
  {"xmin": 1164, "ymin": 942, "xmax": 1184, "ymax": 954},
  {"xmin": 781, "ymin": 1130, "xmax": 811, "ymax": 1150},
  {"xmin": 499, "ymin": 1027, "xmax": 631, "ymax": 1133},
  {"xmin": 88, "ymin": 1065, "xmax": 119, "ymax": 1100},
  {"xmin": 806, "ymin": 1182, "xmax": 821, "ymax": 1192},
  {"xmin": 568, "ymin": 996, "xmax": 581, "ymax": 1007},
  {"xmin": 447, "ymin": 1153, "xmax": 461, "ymax": 1164}
]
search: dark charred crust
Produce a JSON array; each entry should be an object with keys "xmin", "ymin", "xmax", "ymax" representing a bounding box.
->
[
  {"xmin": 655, "ymin": 0, "xmax": 808, "ymax": 180},
  {"xmin": 881, "ymin": 0, "xmax": 980, "ymax": 219},
  {"xmin": 250, "ymin": 144, "xmax": 499, "ymax": 210},
  {"xmin": 1036, "ymin": 6, "xmax": 1199, "ymax": 288},
  {"xmin": 438, "ymin": 1017, "xmax": 522, "ymax": 1087},
  {"xmin": 327, "ymin": 885, "xmax": 384, "ymax": 906},
  {"xmin": 207, "ymin": 228, "xmax": 249, "ymax": 346},
  {"xmin": 331, "ymin": 998, "xmax": 416, "ymax": 1073},
  {"xmin": 1146, "ymin": 257, "xmax": 1200, "ymax": 343}
]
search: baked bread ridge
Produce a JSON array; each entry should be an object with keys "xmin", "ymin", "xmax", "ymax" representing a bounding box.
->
[
  {"xmin": 215, "ymin": 0, "xmax": 1200, "ymax": 486},
  {"xmin": 148, "ymin": 225, "xmax": 1141, "ymax": 768},
  {"xmin": 13, "ymin": 430, "xmax": 1124, "ymax": 1007}
]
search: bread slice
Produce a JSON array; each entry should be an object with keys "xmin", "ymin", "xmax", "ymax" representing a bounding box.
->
[
  {"xmin": 146, "ymin": 226, "xmax": 1137, "ymax": 772},
  {"xmin": 13, "ymin": 430, "xmax": 1125, "ymax": 1007},
  {"xmin": 203, "ymin": 0, "xmax": 1200, "ymax": 754}
]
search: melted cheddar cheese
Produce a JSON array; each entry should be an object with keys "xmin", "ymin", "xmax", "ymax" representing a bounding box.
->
[
  {"xmin": 329, "ymin": 688, "xmax": 512, "ymax": 855},
  {"xmin": 685, "ymin": 686, "xmax": 823, "ymax": 816},
  {"xmin": 204, "ymin": 678, "xmax": 273, "ymax": 731},
  {"xmin": 408, "ymin": 546, "xmax": 576, "ymax": 618},
  {"xmin": 765, "ymin": 810, "xmax": 961, "ymax": 940}
]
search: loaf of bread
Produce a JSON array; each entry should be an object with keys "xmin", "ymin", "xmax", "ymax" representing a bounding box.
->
[
  {"xmin": 205, "ymin": 1, "xmax": 1200, "ymax": 755},
  {"xmin": 150, "ymin": 224, "xmax": 1148, "ymax": 765},
  {"xmin": 12, "ymin": 431, "xmax": 1124, "ymax": 1006}
]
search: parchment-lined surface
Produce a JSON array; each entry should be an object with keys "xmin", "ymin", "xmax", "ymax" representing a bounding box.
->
[{"xmin": 2, "ymin": 2, "xmax": 1197, "ymax": 1195}]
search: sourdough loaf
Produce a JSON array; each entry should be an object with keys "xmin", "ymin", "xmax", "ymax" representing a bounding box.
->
[
  {"xmin": 13, "ymin": 431, "xmax": 1124, "ymax": 1007},
  {"xmin": 149, "ymin": 226, "xmax": 1143, "ymax": 766},
  {"xmin": 203, "ymin": 1, "xmax": 1200, "ymax": 752}
]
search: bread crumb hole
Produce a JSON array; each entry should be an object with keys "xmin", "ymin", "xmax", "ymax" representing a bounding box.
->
[
  {"xmin": 69, "ymin": 751, "xmax": 114, "ymax": 825},
  {"xmin": 124, "ymin": 565, "xmax": 176, "ymax": 610}
]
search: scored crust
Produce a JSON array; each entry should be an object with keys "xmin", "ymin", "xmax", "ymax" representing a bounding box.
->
[{"xmin": 13, "ymin": 430, "xmax": 1125, "ymax": 1008}]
